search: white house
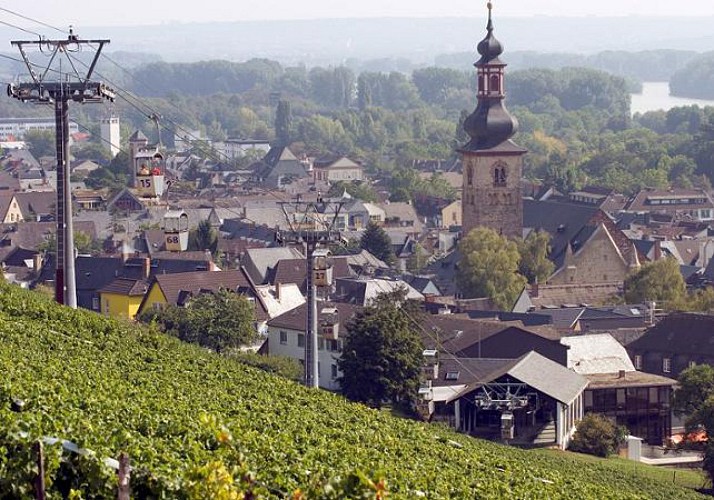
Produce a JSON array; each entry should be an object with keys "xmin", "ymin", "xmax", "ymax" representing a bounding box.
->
[{"xmin": 266, "ymin": 302, "xmax": 361, "ymax": 391}]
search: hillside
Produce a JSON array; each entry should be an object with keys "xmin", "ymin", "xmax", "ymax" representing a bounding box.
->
[{"xmin": 0, "ymin": 284, "xmax": 705, "ymax": 498}]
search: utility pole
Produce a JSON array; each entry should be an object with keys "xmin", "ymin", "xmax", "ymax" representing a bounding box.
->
[
  {"xmin": 277, "ymin": 196, "xmax": 343, "ymax": 388},
  {"xmin": 8, "ymin": 29, "xmax": 115, "ymax": 307}
]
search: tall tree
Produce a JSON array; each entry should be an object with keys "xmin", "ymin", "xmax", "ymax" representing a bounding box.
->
[
  {"xmin": 338, "ymin": 288, "xmax": 424, "ymax": 409},
  {"xmin": 457, "ymin": 227, "xmax": 527, "ymax": 310},
  {"xmin": 190, "ymin": 219, "xmax": 218, "ymax": 253},
  {"xmin": 518, "ymin": 230, "xmax": 555, "ymax": 285},
  {"xmin": 360, "ymin": 221, "xmax": 395, "ymax": 265},
  {"xmin": 274, "ymin": 99, "xmax": 292, "ymax": 146},
  {"xmin": 138, "ymin": 289, "xmax": 257, "ymax": 352},
  {"xmin": 623, "ymin": 257, "xmax": 686, "ymax": 306},
  {"xmin": 672, "ymin": 364, "xmax": 714, "ymax": 483}
]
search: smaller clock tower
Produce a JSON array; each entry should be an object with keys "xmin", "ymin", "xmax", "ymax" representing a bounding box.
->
[{"xmin": 460, "ymin": 2, "xmax": 526, "ymax": 239}]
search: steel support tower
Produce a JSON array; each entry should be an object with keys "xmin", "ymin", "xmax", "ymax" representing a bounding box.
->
[
  {"xmin": 277, "ymin": 198, "xmax": 343, "ymax": 388},
  {"xmin": 8, "ymin": 30, "xmax": 115, "ymax": 307}
]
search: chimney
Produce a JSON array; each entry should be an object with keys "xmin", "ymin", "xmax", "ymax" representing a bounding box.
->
[
  {"xmin": 121, "ymin": 240, "xmax": 132, "ymax": 263},
  {"xmin": 532, "ymin": 278, "xmax": 539, "ymax": 298},
  {"xmin": 653, "ymin": 240, "xmax": 662, "ymax": 261},
  {"xmin": 143, "ymin": 257, "xmax": 151, "ymax": 279},
  {"xmin": 33, "ymin": 253, "xmax": 42, "ymax": 272},
  {"xmin": 618, "ymin": 370, "xmax": 626, "ymax": 379},
  {"xmin": 275, "ymin": 282, "xmax": 282, "ymax": 301}
]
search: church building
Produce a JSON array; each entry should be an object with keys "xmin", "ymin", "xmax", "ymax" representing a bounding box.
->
[{"xmin": 460, "ymin": 3, "xmax": 526, "ymax": 239}]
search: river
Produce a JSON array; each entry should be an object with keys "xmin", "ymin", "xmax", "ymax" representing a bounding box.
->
[{"xmin": 631, "ymin": 82, "xmax": 714, "ymax": 115}]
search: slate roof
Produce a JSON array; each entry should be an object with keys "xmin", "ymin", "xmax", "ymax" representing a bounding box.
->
[
  {"xmin": 99, "ymin": 277, "xmax": 149, "ymax": 296},
  {"xmin": 422, "ymin": 315, "xmax": 518, "ymax": 353},
  {"xmin": 128, "ymin": 130, "xmax": 148, "ymax": 142},
  {"xmin": 334, "ymin": 277, "xmax": 424, "ymax": 306},
  {"xmin": 343, "ymin": 250, "xmax": 390, "ymax": 272},
  {"xmin": 626, "ymin": 188, "xmax": 714, "ymax": 212},
  {"xmin": 75, "ymin": 256, "xmax": 125, "ymax": 291},
  {"xmin": 0, "ymin": 221, "xmax": 96, "ymax": 249},
  {"xmin": 268, "ymin": 302, "xmax": 362, "ymax": 331},
  {"xmin": 14, "ymin": 191, "xmax": 56, "ymax": 220},
  {"xmin": 430, "ymin": 356, "xmax": 512, "ymax": 388},
  {"xmin": 447, "ymin": 351, "xmax": 588, "ymax": 405},
  {"xmin": 628, "ymin": 312, "xmax": 714, "ymax": 356},
  {"xmin": 524, "ymin": 199, "xmax": 639, "ymax": 270},
  {"xmin": 149, "ymin": 269, "xmax": 252, "ymax": 306},
  {"xmin": 561, "ymin": 333, "xmax": 635, "ymax": 374},
  {"xmin": 268, "ymin": 257, "xmax": 353, "ymax": 290},
  {"xmin": 243, "ymin": 247, "xmax": 304, "ymax": 284}
]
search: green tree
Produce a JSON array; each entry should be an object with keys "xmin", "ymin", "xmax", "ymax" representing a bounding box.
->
[
  {"xmin": 24, "ymin": 130, "xmax": 55, "ymax": 159},
  {"xmin": 326, "ymin": 180, "xmax": 378, "ymax": 202},
  {"xmin": 337, "ymin": 288, "xmax": 424, "ymax": 409},
  {"xmin": 189, "ymin": 219, "xmax": 218, "ymax": 253},
  {"xmin": 672, "ymin": 364, "xmax": 714, "ymax": 483},
  {"xmin": 406, "ymin": 242, "xmax": 428, "ymax": 274},
  {"xmin": 274, "ymin": 99, "xmax": 292, "ymax": 146},
  {"xmin": 360, "ymin": 221, "xmax": 395, "ymax": 265},
  {"xmin": 518, "ymin": 230, "xmax": 555, "ymax": 285},
  {"xmin": 623, "ymin": 258, "xmax": 686, "ymax": 306},
  {"xmin": 138, "ymin": 289, "xmax": 257, "ymax": 352},
  {"xmin": 457, "ymin": 227, "xmax": 527, "ymax": 310},
  {"xmin": 569, "ymin": 413, "xmax": 627, "ymax": 458}
]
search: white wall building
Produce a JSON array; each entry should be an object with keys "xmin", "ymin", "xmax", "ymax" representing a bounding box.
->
[
  {"xmin": 266, "ymin": 302, "xmax": 361, "ymax": 391},
  {"xmin": 0, "ymin": 117, "xmax": 79, "ymax": 140}
]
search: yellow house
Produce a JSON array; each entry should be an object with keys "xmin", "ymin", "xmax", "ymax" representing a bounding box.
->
[
  {"xmin": 2, "ymin": 195, "xmax": 24, "ymax": 223},
  {"xmin": 136, "ymin": 269, "xmax": 255, "ymax": 317},
  {"xmin": 441, "ymin": 199, "xmax": 462, "ymax": 228},
  {"xmin": 98, "ymin": 277, "xmax": 149, "ymax": 320}
]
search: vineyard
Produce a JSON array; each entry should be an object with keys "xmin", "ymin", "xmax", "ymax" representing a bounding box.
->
[{"xmin": 0, "ymin": 283, "xmax": 706, "ymax": 498}]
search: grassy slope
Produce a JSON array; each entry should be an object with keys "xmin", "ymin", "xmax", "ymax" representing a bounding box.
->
[{"xmin": 0, "ymin": 284, "xmax": 706, "ymax": 499}]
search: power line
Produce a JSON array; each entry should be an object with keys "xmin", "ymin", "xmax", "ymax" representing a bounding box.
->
[
  {"xmin": 0, "ymin": 19, "xmax": 43, "ymax": 39},
  {"xmin": 0, "ymin": 6, "xmax": 67, "ymax": 34},
  {"xmin": 0, "ymin": 7, "xmax": 295, "ymax": 210}
]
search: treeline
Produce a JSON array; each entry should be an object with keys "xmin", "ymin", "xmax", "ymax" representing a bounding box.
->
[
  {"xmin": 436, "ymin": 49, "xmax": 698, "ymax": 83},
  {"xmin": 670, "ymin": 51, "xmax": 714, "ymax": 100}
]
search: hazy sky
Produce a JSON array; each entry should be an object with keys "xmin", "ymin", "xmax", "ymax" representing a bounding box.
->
[{"xmin": 3, "ymin": 0, "xmax": 714, "ymax": 30}]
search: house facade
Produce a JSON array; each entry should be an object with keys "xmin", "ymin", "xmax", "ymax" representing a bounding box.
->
[
  {"xmin": 627, "ymin": 312, "xmax": 714, "ymax": 378},
  {"xmin": 313, "ymin": 156, "xmax": 364, "ymax": 183},
  {"xmin": 266, "ymin": 302, "xmax": 360, "ymax": 390}
]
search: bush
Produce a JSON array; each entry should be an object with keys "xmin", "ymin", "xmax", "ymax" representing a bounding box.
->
[
  {"xmin": 569, "ymin": 413, "xmax": 627, "ymax": 457},
  {"xmin": 228, "ymin": 351, "xmax": 303, "ymax": 382}
]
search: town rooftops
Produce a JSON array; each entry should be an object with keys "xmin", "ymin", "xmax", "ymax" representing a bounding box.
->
[{"xmin": 626, "ymin": 188, "xmax": 714, "ymax": 212}]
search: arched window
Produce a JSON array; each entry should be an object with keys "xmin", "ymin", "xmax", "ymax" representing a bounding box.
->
[
  {"xmin": 494, "ymin": 165, "xmax": 507, "ymax": 186},
  {"xmin": 467, "ymin": 166, "xmax": 474, "ymax": 186},
  {"xmin": 490, "ymin": 74, "xmax": 500, "ymax": 93},
  {"xmin": 478, "ymin": 75, "xmax": 485, "ymax": 93}
]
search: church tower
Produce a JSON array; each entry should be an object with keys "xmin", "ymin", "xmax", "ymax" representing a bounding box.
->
[{"xmin": 460, "ymin": 2, "xmax": 526, "ymax": 239}]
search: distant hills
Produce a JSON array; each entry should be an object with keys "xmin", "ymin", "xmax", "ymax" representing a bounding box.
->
[{"xmin": 1, "ymin": 16, "xmax": 714, "ymax": 66}]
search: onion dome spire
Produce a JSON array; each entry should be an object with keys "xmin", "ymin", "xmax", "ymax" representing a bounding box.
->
[
  {"xmin": 461, "ymin": 1, "xmax": 520, "ymax": 151},
  {"xmin": 476, "ymin": 2, "xmax": 503, "ymax": 65}
]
